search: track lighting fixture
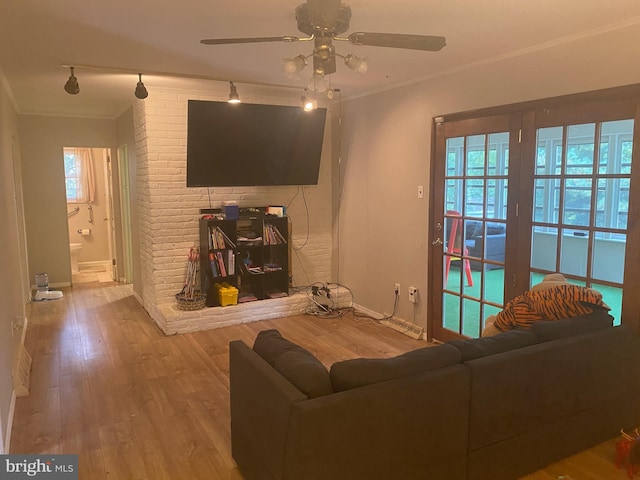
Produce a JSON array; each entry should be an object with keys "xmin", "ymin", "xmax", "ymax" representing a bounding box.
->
[
  {"xmin": 228, "ymin": 81, "xmax": 241, "ymax": 103},
  {"xmin": 64, "ymin": 67, "xmax": 80, "ymax": 95},
  {"xmin": 135, "ymin": 73, "xmax": 148, "ymax": 99},
  {"xmin": 300, "ymin": 91, "xmax": 317, "ymax": 112},
  {"xmin": 60, "ymin": 64, "xmax": 320, "ymax": 111}
]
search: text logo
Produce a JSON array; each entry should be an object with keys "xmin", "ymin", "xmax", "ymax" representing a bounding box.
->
[{"xmin": 0, "ymin": 455, "xmax": 78, "ymax": 479}]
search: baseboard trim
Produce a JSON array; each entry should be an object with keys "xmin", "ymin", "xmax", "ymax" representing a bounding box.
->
[
  {"xmin": 3, "ymin": 390, "xmax": 16, "ymax": 454},
  {"xmin": 79, "ymin": 260, "xmax": 112, "ymax": 269},
  {"xmin": 351, "ymin": 303, "xmax": 384, "ymax": 320}
]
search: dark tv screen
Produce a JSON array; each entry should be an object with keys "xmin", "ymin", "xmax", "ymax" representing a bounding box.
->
[{"xmin": 187, "ymin": 100, "xmax": 327, "ymax": 187}]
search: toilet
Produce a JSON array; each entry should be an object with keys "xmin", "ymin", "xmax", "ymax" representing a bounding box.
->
[{"xmin": 70, "ymin": 243, "xmax": 82, "ymax": 273}]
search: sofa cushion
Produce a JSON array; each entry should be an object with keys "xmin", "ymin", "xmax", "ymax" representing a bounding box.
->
[
  {"xmin": 486, "ymin": 222, "xmax": 506, "ymax": 235},
  {"xmin": 530, "ymin": 311, "xmax": 613, "ymax": 342},
  {"xmin": 448, "ymin": 329, "xmax": 538, "ymax": 361},
  {"xmin": 253, "ymin": 329, "xmax": 333, "ymax": 398},
  {"xmin": 329, "ymin": 344, "xmax": 461, "ymax": 392},
  {"xmin": 465, "ymin": 220, "xmax": 483, "ymax": 239}
]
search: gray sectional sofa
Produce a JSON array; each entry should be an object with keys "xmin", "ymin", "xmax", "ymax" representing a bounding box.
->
[{"xmin": 229, "ymin": 312, "xmax": 640, "ymax": 480}]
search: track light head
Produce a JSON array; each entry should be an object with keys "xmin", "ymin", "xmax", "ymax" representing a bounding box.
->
[
  {"xmin": 64, "ymin": 67, "xmax": 80, "ymax": 95},
  {"xmin": 228, "ymin": 81, "xmax": 241, "ymax": 103},
  {"xmin": 135, "ymin": 73, "xmax": 148, "ymax": 99},
  {"xmin": 300, "ymin": 92, "xmax": 317, "ymax": 112}
]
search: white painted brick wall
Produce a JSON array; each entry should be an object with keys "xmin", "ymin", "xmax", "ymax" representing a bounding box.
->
[{"xmin": 133, "ymin": 87, "xmax": 334, "ymax": 333}]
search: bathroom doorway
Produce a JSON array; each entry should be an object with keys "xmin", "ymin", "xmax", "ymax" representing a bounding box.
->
[{"xmin": 64, "ymin": 147, "xmax": 116, "ymax": 284}]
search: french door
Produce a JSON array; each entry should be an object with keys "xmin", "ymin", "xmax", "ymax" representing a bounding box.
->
[
  {"xmin": 430, "ymin": 114, "xmax": 521, "ymax": 341},
  {"xmin": 429, "ymin": 86, "xmax": 640, "ymax": 342}
]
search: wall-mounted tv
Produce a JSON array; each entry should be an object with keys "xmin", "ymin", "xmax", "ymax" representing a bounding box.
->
[{"xmin": 187, "ymin": 100, "xmax": 327, "ymax": 187}]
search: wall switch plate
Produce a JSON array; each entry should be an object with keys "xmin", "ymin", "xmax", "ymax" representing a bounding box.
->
[{"xmin": 408, "ymin": 286, "xmax": 418, "ymax": 303}]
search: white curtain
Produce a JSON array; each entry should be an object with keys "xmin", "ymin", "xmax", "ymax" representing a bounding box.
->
[{"xmin": 71, "ymin": 147, "xmax": 95, "ymax": 203}]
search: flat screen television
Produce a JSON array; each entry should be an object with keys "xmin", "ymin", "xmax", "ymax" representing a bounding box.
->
[{"xmin": 186, "ymin": 100, "xmax": 327, "ymax": 187}]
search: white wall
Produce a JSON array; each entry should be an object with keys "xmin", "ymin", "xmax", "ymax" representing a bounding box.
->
[{"xmin": 338, "ymin": 23, "xmax": 640, "ymax": 331}]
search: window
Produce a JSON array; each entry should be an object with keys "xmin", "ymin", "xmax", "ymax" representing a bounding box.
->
[
  {"xmin": 64, "ymin": 148, "xmax": 95, "ymax": 203},
  {"xmin": 446, "ymin": 133, "xmax": 509, "ymax": 219},
  {"xmin": 534, "ymin": 120, "xmax": 632, "ymax": 239}
]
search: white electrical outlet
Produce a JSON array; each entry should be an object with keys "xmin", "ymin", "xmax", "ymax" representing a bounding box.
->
[
  {"xmin": 395, "ymin": 283, "xmax": 400, "ymax": 295},
  {"xmin": 417, "ymin": 186, "xmax": 424, "ymax": 199},
  {"xmin": 408, "ymin": 286, "xmax": 418, "ymax": 304}
]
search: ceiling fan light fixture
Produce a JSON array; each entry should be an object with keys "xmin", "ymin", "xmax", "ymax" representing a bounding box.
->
[
  {"xmin": 228, "ymin": 81, "xmax": 241, "ymax": 103},
  {"xmin": 135, "ymin": 73, "xmax": 148, "ymax": 99},
  {"xmin": 64, "ymin": 67, "xmax": 80, "ymax": 95},
  {"xmin": 344, "ymin": 54, "xmax": 368, "ymax": 74},
  {"xmin": 308, "ymin": 73, "xmax": 329, "ymax": 93},
  {"xmin": 283, "ymin": 54, "xmax": 307, "ymax": 75}
]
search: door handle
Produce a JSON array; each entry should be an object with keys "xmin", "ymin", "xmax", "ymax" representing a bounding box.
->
[{"xmin": 432, "ymin": 238, "xmax": 443, "ymax": 246}]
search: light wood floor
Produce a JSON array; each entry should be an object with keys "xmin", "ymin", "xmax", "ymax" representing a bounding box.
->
[{"xmin": 11, "ymin": 282, "xmax": 628, "ymax": 479}]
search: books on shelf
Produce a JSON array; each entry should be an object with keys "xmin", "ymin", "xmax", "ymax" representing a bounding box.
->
[
  {"xmin": 209, "ymin": 251, "xmax": 235, "ymax": 277},
  {"xmin": 209, "ymin": 226, "xmax": 236, "ymax": 250},
  {"xmin": 263, "ymin": 224, "xmax": 287, "ymax": 245},
  {"xmin": 209, "ymin": 252, "xmax": 218, "ymax": 277}
]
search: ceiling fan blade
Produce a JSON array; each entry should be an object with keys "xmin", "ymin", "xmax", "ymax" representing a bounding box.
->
[
  {"xmin": 200, "ymin": 36, "xmax": 300, "ymax": 45},
  {"xmin": 347, "ymin": 32, "xmax": 446, "ymax": 51}
]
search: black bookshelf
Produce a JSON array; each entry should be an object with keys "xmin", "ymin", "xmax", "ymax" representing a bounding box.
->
[{"xmin": 199, "ymin": 215, "xmax": 289, "ymax": 307}]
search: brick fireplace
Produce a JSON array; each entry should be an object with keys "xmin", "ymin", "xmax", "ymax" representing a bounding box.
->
[{"xmin": 132, "ymin": 86, "xmax": 336, "ymax": 334}]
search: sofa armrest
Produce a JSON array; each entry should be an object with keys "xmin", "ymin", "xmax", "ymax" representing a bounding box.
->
[
  {"xmin": 284, "ymin": 364, "xmax": 470, "ymax": 480},
  {"xmin": 229, "ymin": 340, "xmax": 307, "ymax": 480}
]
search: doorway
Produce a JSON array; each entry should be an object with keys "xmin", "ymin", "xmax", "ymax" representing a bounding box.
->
[
  {"xmin": 64, "ymin": 147, "xmax": 116, "ymax": 284},
  {"xmin": 429, "ymin": 85, "xmax": 640, "ymax": 342}
]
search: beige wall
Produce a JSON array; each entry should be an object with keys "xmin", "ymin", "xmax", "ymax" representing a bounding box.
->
[
  {"xmin": 19, "ymin": 116, "xmax": 117, "ymax": 286},
  {"xmin": 338, "ymin": 23, "xmax": 640, "ymax": 331},
  {"xmin": 0, "ymin": 79, "xmax": 29, "ymax": 453}
]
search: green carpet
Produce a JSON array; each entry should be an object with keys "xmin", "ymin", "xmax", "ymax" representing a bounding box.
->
[{"xmin": 444, "ymin": 266, "xmax": 622, "ymax": 338}]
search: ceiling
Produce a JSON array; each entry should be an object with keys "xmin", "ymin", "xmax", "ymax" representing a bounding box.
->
[{"xmin": 2, "ymin": 0, "xmax": 640, "ymax": 119}]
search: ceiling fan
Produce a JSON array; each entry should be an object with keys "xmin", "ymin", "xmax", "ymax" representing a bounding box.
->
[{"xmin": 200, "ymin": 0, "xmax": 446, "ymax": 78}]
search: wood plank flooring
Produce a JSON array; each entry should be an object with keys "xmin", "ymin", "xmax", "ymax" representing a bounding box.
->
[{"xmin": 11, "ymin": 282, "xmax": 629, "ymax": 479}]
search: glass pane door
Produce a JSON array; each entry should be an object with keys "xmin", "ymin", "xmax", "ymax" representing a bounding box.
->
[
  {"xmin": 431, "ymin": 113, "xmax": 518, "ymax": 342},
  {"xmin": 530, "ymin": 119, "xmax": 634, "ymax": 323},
  {"xmin": 442, "ymin": 133, "xmax": 509, "ymax": 337}
]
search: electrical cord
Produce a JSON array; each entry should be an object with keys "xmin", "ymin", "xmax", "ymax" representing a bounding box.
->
[
  {"xmin": 301, "ymin": 282, "xmax": 355, "ymax": 318},
  {"xmin": 288, "ymin": 187, "xmax": 311, "ymax": 251},
  {"xmin": 299, "ymin": 282, "xmax": 401, "ymax": 325}
]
